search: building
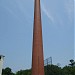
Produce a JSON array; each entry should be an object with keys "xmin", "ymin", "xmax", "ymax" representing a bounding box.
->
[{"xmin": 0, "ymin": 55, "xmax": 5, "ymax": 75}]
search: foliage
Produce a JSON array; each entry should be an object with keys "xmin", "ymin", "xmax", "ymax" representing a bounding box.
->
[
  {"xmin": 16, "ymin": 69, "xmax": 31, "ymax": 75},
  {"xmin": 69, "ymin": 59, "xmax": 75, "ymax": 67},
  {"xmin": 44, "ymin": 65, "xmax": 62, "ymax": 75},
  {"xmin": 2, "ymin": 59, "xmax": 75, "ymax": 75},
  {"xmin": 2, "ymin": 67, "xmax": 15, "ymax": 75}
]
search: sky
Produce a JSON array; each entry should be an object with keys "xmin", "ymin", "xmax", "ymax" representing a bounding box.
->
[{"xmin": 0, "ymin": 0, "xmax": 74, "ymax": 72}]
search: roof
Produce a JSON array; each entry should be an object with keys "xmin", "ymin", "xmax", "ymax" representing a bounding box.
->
[{"xmin": 0, "ymin": 55, "xmax": 5, "ymax": 57}]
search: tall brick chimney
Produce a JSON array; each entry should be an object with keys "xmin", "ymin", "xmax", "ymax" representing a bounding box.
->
[{"xmin": 32, "ymin": 0, "xmax": 44, "ymax": 75}]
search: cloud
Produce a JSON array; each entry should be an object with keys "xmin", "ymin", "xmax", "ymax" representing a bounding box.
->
[
  {"xmin": 41, "ymin": 0, "xmax": 74, "ymax": 29},
  {"xmin": 1, "ymin": 0, "xmax": 33, "ymax": 24},
  {"xmin": 15, "ymin": 0, "xmax": 33, "ymax": 23},
  {"xmin": 41, "ymin": 1, "xmax": 64, "ymax": 28},
  {"xmin": 41, "ymin": 3, "xmax": 54, "ymax": 23},
  {"xmin": 64, "ymin": 0, "xmax": 74, "ymax": 21},
  {"xmin": 2, "ymin": 6, "xmax": 19, "ymax": 19}
]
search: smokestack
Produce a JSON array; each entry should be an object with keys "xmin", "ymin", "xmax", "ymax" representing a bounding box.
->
[{"xmin": 32, "ymin": 0, "xmax": 44, "ymax": 75}]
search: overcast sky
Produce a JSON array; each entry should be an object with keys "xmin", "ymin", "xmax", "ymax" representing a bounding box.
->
[{"xmin": 0, "ymin": 0, "xmax": 74, "ymax": 72}]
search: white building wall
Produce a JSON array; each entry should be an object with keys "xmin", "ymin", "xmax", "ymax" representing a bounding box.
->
[{"xmin": 0, "ymin": 55, "xmax": 4, "ymax": 75}]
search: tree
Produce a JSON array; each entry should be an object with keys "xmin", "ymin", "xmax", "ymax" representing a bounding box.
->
[
  {"xmin": 62, "ymin": 66, "xmax": 75, "ymax": 75},
  {"xmin": 2, "ymin": 67, "xmax": 15, "ymax": 75},
  {"xmin": 69, "ymin": 59, "xmax": 75, "ymax": 67},
  {"xmin": 2, "ymin": 59, "xmax": 75, "ymax": 75},
  {"xmin": 44, "ymin": 65, "xmax": 62, "ymax": 75},
  {"xmin": 16, "ymin": 69, "xmax": 31, "ymax": 75}
]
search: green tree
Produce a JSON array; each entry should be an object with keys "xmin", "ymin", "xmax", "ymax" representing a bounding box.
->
[
  {"xmin": 44, "ymin": 65, "xmax": 62, "ymax": 75},
  {"xmin": 69, "ymin": 59, "xmax": 75, "ymax": 67},
  {"xmin": 16, "ymin": 69, "xmax": 31, "ymax": 75},
  {"xmin": 2, "ymin": 59, "xmax": 75, "ymax": 75},
  {"xmin": 62, "ymin": 66, "xmax": 75, "ymax": 75},
  {"xmin": 2, "ymin": 67, "xmax": 15, "ymax": 75}
]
